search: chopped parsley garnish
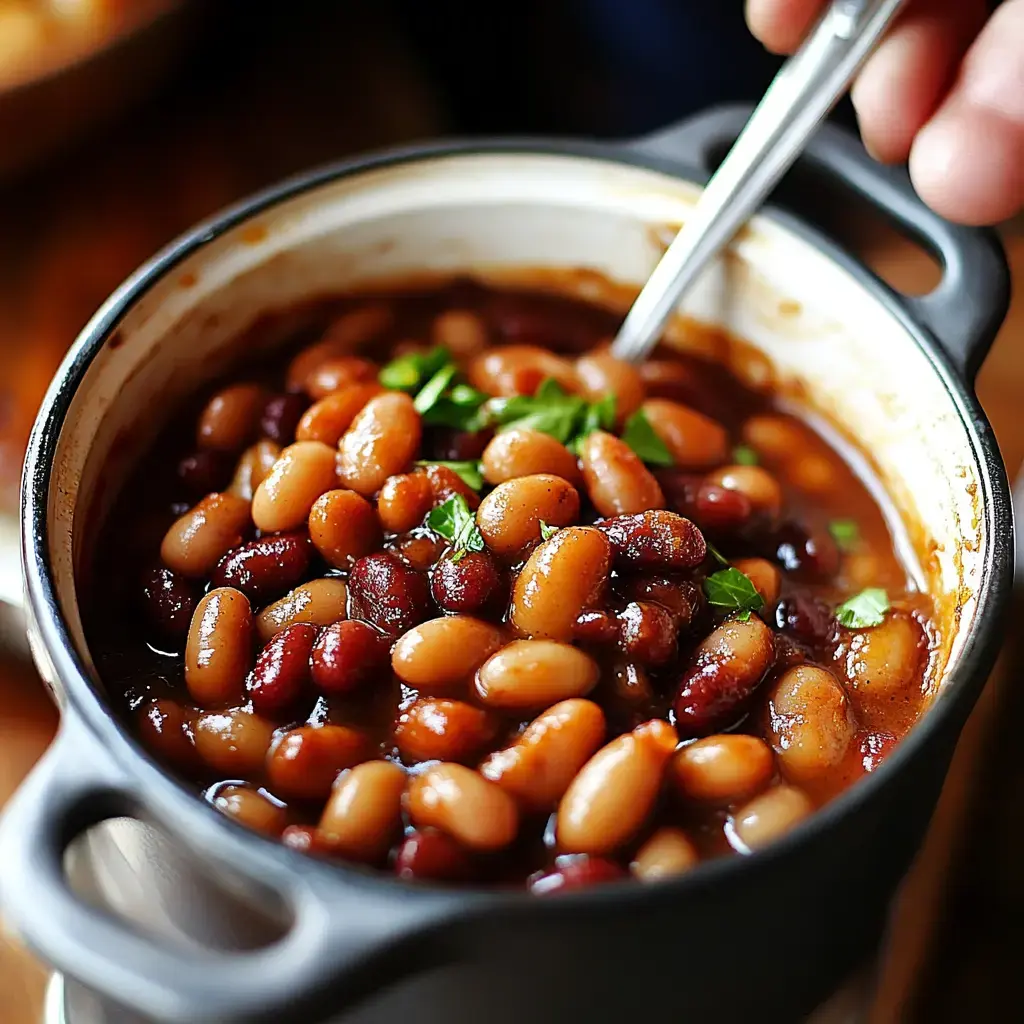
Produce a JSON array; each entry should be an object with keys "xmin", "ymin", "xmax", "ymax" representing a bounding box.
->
[
  {"xmin": 426, "ymin": 494, "xmax": 485, "ymax": 562},
  {"xmin": 828, "ymin": 519, "xmax": 860, "ymax": 553},
  {"xmin": 381, "ymin": 346, "xmax": 489, "ymax": 431},
  {"xmin": 620, "ymin": 409, "xmax": 674, "ymax": 467},
  {"xmin": 379, "ymin": 346, "xmax": 451, "ymax": 393},
  {"xmin": 415, "ymin": 460, "xmax": 484, "ymax": 492},
  {"xmin": 732, "ymin": 444, "xmax": 759, "ymax": 466},
  {"xmin": 539, "ymin": 520, "xmax": 560, "ymax": 541},
  {"xmin": 703, "ymin": 567, "xmax": 764, "ymax": 621},
  {"xmin": 835, "ymin": 588, "xmax": 889, "ymax": 628},
  {"xmin": 413, "ymin": 363, "xmax": 459, "ymax": 414},
  {"xmin": 493, "ymin": 377, "xmax": 618, "ymax": 454}
]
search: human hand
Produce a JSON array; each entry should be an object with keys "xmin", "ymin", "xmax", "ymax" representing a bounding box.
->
[{"xmin": 745, "ymin": 0, "xmax": 1024, "ymax": 225}]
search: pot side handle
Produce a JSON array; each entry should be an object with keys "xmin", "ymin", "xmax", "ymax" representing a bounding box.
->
[
  {"xmin": 0, "ymin": 715, "xmax": 463, "ymax": 1024},
  {"xmin": 628, "ymin": 104, "xmax": 1010, "ymax": 385}
]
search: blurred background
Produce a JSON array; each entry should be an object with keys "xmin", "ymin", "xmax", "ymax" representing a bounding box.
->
[{"xmin": 0, "ymin": 2, "xmax": 1021, "ymax": 1021}]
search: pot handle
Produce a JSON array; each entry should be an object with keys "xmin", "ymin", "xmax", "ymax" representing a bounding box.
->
[
  {"xmin": 0, "ymin": 714, "xmax": 463, "ymax": 1024},
  {"xmin": 628, "ymin": 104, "xmax": 1010, "ymax": 384}
]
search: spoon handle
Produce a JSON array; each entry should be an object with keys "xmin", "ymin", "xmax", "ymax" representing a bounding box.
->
[{"xmin": 611, "ymin": 0, "xmax": 911, "ymax": 364}]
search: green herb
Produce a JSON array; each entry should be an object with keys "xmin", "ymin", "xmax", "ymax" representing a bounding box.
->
[
  {"xmin": 732, "ymin": 445, "xmax": 759, "ymax": 466},
  {"xmin": 828, "ymin": 519, "xmax": 860, "ymax": 553},
  {"xmin": 835, "ymin": 588, "xmax": 889, "ymax": 629},
  {"xmin": 539, "ymin": 520, "xmax": 559, "ymax": 541},
  {"xmin": 420, "ymin": 390, "xmax": 490, "ymax": 432},
  {"xmin": 379, "ymin": 346, "xmax": 451, "ymax": 393},
  {"xmin": 426, "ymin": 494, "xmax": 485, "ymax": 562},
  {"xmin": 706, "ymin": 540, "xmax": 730, "ymax": 566},
  {"xmin": 494, "ymin": 378, "xmax": 586, "ymax": 444},
  {"xmin": 620, "ymin": 409, "xmax": 674, "ymax": 467},
  {"xmin": 415, "ymin": 460, "xmax": 484, "ymax": 491},
  {"xmin": 413, "ymin": 363, "xmax": 459, "ymax": 414},
  {"xmin": 703, "ymin": 568, "xmax": 764, "ymax": 618}
]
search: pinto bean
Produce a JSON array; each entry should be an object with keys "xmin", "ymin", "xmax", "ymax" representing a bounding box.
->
[
  {"xmin": 212, "ymin": 531, "xmax": 311, "ymax": 603},
  {"xmin": 509, "ymin": 526, "xmax": 612, "ymax": 641},
  {"xmin": 556, "ymin": 719, "xmax": 678, "ymax": 855},
  {"xmin": 255, "ymin": 578, "xmax": 348, "ymax": 643},
  {"xmin": 252, "ymin": 441, "xmax": 338, "ymax": 533},
  {"xmin": 481, "ymin": 428, "xmax": 581, "ymax": 486},
  {"xmin": 306, "ymin": 356, "xmax": 378, "ymax": 400},
  {"xmin": 138, "ymin": 699, "xmax": 199, "ymax": 770},
  {"xmin": 185, "ymin": 587, "xmax": 253, "ymax": 705},
  {"xmin": 394, "ymin": 699, "xmax": 498, "ymax": 763},
  {"xmin": 318, "ymin": 761, "xmax": 407, "ymax": 863},
  {"xmin": 580, "ymin": 431, "xmax": 664, "ymax": 517},
  {"xmin": 575, "ymin": 352, "xmax": 645, "ymax": 424},
  {"xmin": 468, "ymin": 345, "xmax": 578, "ymax": 397},
  {"xmin": 266, "ymin": 724, "xmax": 370, "ymax": 802},
  {"xmin": 194, "ymin": 707, "xmax": 274, "ymax": 775},
  {"xmin": 839, "ymin": 612, "xmax": 927, "ymax": 703},
  {"xmin": 212, "ymin": 785, "xmax": 286, "ymax": 836},
  {"xmin": 377, "ymin": 473, "xmax": 434, "ymax": 533},
  {"xmin": 432, "ymin": 309, "xmax": 488, "ymax": 356},
  {"xmin": 430, "ymin": 551, "xmax": 502, "ymax": 613},
  {"xmin": 161, "ymin": 493, "xmax": 251, "ymax": 578},
  {"xmin": 197, "ymin": 384, "xmax": 266, "ymax": 451},
  {"xmin": 733, "ymin": 557, "xmax": 781, "ymax": 606},
  {"xmin": 295, "ymin": 383, "xmax": 382, "ymax": 446},
  {"xmin": 309, "ymin": 619, "xmax": 392, "ymax": 694},
  {"xmin": 246, "ymin": 623, "xmax": 318, "ymax": 716},
  {"xmin": 286, "ymin": 306, "xmax": 393, "ymax": 392},
  {"xmin": 598, "ymin": 510, "xmax": 706, "ymax": 570},
  {"xmin": 729, "ymin": 785, "xmax": 813, "ymax": 852},
  {"xmin": 474, "ymin": 640, "xmax": 599, "ymax": 710},
  {"xmin": 228, "ymin": 440, "xmax": 282, "ymax": 501},
  {"xmin": 396, "ymin": 533, "xmax": 446, "ymax": 571},
  {"xmin": 476, "ymin": 474, "xmax": 579, "ymax": 558},
  {"xmin": 348, "ymin": 552, "xmax": 432, "ymax": 635},
  {"xmin": 641, "ymin": 399, "xmax": 728, "ymax": 469},
  {"xmin": 741, "ymin": 414, "xmax": 804, "ymax": 461},
  {"xmin": 631, "ymin": 828, "xmax": 699, "ymax": 881},
  {"xmin": 308, "ymin": 489, "xmax": 382, "ymax": 567},
  {"xmin": 671, "ymin": 734, "xmax": 775, "ymax": 804},
  {"xmin": 705, "ymin": 465, "xmax": 782, "ymax": 519},
  {"xmin": 422, "ymin": 464, "xmax": 480, "ymax": 510},
  {"xmin": 392, "ymin": 616, "xmax": 505, "ymax": 689},
  {"xmin": 338, "ymin": 393, "xmax": 422, "ymax": 497}
]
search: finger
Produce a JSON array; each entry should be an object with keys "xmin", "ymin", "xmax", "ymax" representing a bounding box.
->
[
  {"xmin": 745, "ymin": 0, "xmax": 825, "ymax": 55},
  {"xmin": 851, "ymin": 0, "xmax": 988, "ymax": 164},
  {"xmin": 909, "ymin": 0, "xmax": 1024, "ymax": 225}
]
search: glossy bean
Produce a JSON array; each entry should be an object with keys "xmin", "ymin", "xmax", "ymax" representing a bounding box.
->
[
  {"xmin": 160, "ymin": 493, "xmax": 251, "ymax": 578},
  {"xmin": 476, "ymin": 474, "xmax": 579, "ymax": 558},
  {"xmin": 246, "ymin": 623, "xmax": 318, "ymax": 715},
  {"xmin": 260, "ymin": 392, "xmax": 308, "ymax": 445},
  {"xmin": 196, "ymin": 383, "xmax": 265, "ymax": 451},
  {"xmin": 348, "ymin": 552, "xmax": 432, "ymax": 635},
  {"xmin": 705, "ymin": 465, "xmax": 782, "ymax": 519},
  {"xmin": 617, "ymin": 601, "xmax": 677, "ymax": 666},
  {"xmin": 598, "ymin": 510, "xmax": 706, "ymax": 571},
  {"xmin": 729, "ymin": 785, "xmax": 813, "ymax": 852},
  {"xmin": 839, "ymin": 612, "xmax": 927, "ymax": 702},
  {"xmin": 580, "ymin": 430, "xmax": 664, "ymax": 517},
  {"xmin": 468, "ymin": 344, "xmax": 578, "ymax": 397},
  {"xmin": 670, "ymin": 734, "xmax": 775, "ymax": 804},
  {"xmin": 212, "ymin": 785, "xmax": 286, "ymax": 836},
  {"xmin": 286, "ymin": 305, "xmax": 392, "ymax": 392},
  {"xmin": 422, "ymin": 464, "xmax": 480, "ymax": 510},
  {"xmin": 309, "ymin": 619, "xmax": 391, "ymax": 694},
  {"xmin": 396, "ymin": 533, "xmax": 446, "ymax": 571},
  {"xmin": 194, "ymin": 707, "xmax": 274, "ymax": 775},
  {"xmin": 481, "ymin": 428, "xmax": 581, "ymax": 485},
  {"xmin": 395, "ymin": 828, "xmax": 475, "ymax": 882},
  {"xmin": 228, "ymin": 440, "xmax": 281, "ymax": 501},
  {"xmin": 338, "ymin": 393, "xmax": 422, "ymax": 496},
  {"xmin": 530, "ymin": 856, "xmax": 625, "ymax": 895},
  {"xmin": 177, "ymin": 449, "xmax": 232, "ymax": 498},
  {"xmin": 138, "ymin": 699, "xmax": 199, "ymax": 770},
  {"xmin": 575, "ymin": 352, "xmax": 645, "ymax": 424},
  {"xmin": 430, "ymin": 551, "xmax": 502, "ymax": 613},
  {"xmin": 431, "ymin": 309, "xmax": 488, "ymax": 356},
  {"xmin": 392, "ymin": 616, "xmax": 505, "ymax": 689},
  {"xmin": 295, "ymin": 383, "xmax": 383, "ymax": 446},
  {"xmin": 394, "ymin": 699, "xmax": 498, "ymax": 763},
  {"xmin": 211, "ymin": 531, "xmax": 311, "ymax": 603},
  {"xmin": 141, "ymin": 567, "xmax": 197, "ymax": 639},
  {"xmin": 308, "ymin": 489, "xmax": 382, "ymax": 567},
  {"xmin": 306, "ymin": 356, "xmax": 378, "ymax": 400},
  {"xmin": 631, "ymin": 828, "xmax": 699, "ymax": 881},
  {"xmin": 641, "ymin": 399, "xmax": 727, "ymax": 469},
  {"xmin": 318, "ymin": 761, "xmax": 407, "ymax": 863},
  {"xmin": 733, "ymin": 557, "xmax": 781, "ymax": 606},
  {"xmin": 184, "ymin": 587, "xmax": 253, "ymax": 705},
  {"xmin": 377, "ymin": 473, "xmax": 434, "ymax": 533},
  {"xmin": 266, "ymin": 724, "xmax": 370, "ymax": 802},
  {"xmin": 255, "ymin": 578, "xmax": 348, "ymax": 643},
  {"xmin": 252, "ymin": 441, "xmax": 338, "ymax": 533},
  {"xmin": 475, "ymin": 640, "xmax": 599, "ymax": 710}
]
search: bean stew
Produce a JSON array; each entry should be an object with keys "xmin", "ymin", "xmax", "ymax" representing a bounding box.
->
[{"xmin": 88, "ymin": 279, "xmax": 934, "ymax": 892}]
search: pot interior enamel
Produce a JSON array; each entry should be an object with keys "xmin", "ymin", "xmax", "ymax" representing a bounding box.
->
[{"xmin": 44, "ymin": 151, "xmax": 984, "ymax": 713}]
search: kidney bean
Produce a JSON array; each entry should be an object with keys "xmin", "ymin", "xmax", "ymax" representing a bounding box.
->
[
  {"xmin": 468, "ymin": 345, "xmax": 578, "ymax": 397},
  {"xmin": 481, "ymin": 428, "xmax": 581, "ymax": 486},
  {"xmin": 741, "ymin": 414, "xmax": 804, "ymax": 461},
  {"xmin": 194, "ymin": 707, "xmax": 274, "ymax": 775},
  {"xmin": 318, "ymin": 761, "xmax": 407, "ymax": 863},
  {"xmin": 641, "ymin": 399, "xmax": 727, "ymax": 469},
  {"xmin": 631, "ymin": 828, "xmax": 699, "ymax": 881},
  {"xmin": 197, "ymin": 383, "xmax": 266, "ymax": 451},
  {"xmin": 348, "ymin": 552, "xmax": 432, "ymax": 635},
  {"xmin": 432, "ymin": 309, "xmax": 488, "ymax": 356},
  {"xmin": 673, "ymin": 616, "xmax": 775, "ymax": 737},
  {"xmin": 392, "ymin": 616, "xmax": 505, "ymax": 689},
  {"xmin": 575, "ymin": 352, "xmax": 645, "ymax": 424},
  {"xmin": 705, "ymin": 465, "xmax": 782, "ymax": 519},
  {"xmin": 378, "ymin": 473, "xmax": 434, "ymax": 533},
  {"xmin": 693, "ymin": 482, "xmax": 753, "ymax": 532},
  {"xmin": 255, "ymin": 578, "xmax": 348, "ymax": 643},
  {"xmin": 228, "ymin": 440, "xmax": 282, "ymax": 501},
  {"xmin": 246, "ymin": 623, "xmax": 318, "ymax": 716},
  {"xmin": 671, "ymin": 734, "xmax": 774, "ymax": 804},
  {"xmin": 580, "ymin": 431, "xmax": 664, "ymax": 517},
  {"xmin": 838, "ymin": 612, "xmax": 927, "ymax": 703},
  {"xmin": 733, "ymin": 557, "xmax": 781, "ymax": 606},
  {"xmin": 212, "ymin": 531, "xmax": 311, "ymax": 603},
  {"xmin": 141, "ymin": 566, "xmax": 197, "ymax": 639},
  {"xmin": 476, "ymin": 474, "xmax": 579, "ymax": 558},
  {"xmin": 729, "ymin": 785, "xmax": 813, "ymax": 852},
  {"xmin": 598, "ymin": 509, "xmax": 706, "ymax": 571},
  {"xmin": 252, "ymin": 441, "xmax": 338, "ymax": 533},
  {"xmin": 395, "ymin": 698, "xmax": 498, "ymax": 763},
  {"xmin": 185, "ymin": 587, "xmax": 253, "ymax": 705},
  {"xmin": 177, "ymin": 449, "xmax": 233, "ymax": 497},
  {"xmin": 620, "ymin": 576, "xmax": 702, "ymax": 630},
  {"xmin": 431, "ymin": 551, "xmax": 501, "ymax": 613},
  {"xmin": 396, "ymin": 533, "xmax": 446, "ymax": 571},
  {"xmin": 639, "ymin": 359, "xmax": 707, "ymax": 404},
  {"xmin": 617, "ymin": 601, "xmax": 677, "ymax": 666},
  {"xmin": 161, "ymin": 493, "xmax": 251, "ymax": 578},
  {"xmin": 266, "ymin": 724, "xmax": 370, "ymax": 802},
  {"xmin": 772, "ymin": 522, "xmax": 839, "ymax": 581},
  {"xmin": 427, "ymin": 427, "xmax": 493, "ymax": 462},
  {"xmin": 422, "ymin": 464, "xmax": 481, "ymax": 510},
  {"xmin": 309, "ymin": 619, "xmax": 391, "ymax": 694},
  {"xmin": 475, "ymin": 640, "xmax": 599, "ymax": 710},
  {"xmin": 395, "ymin": 828, "xmax": 475, "ymax": 883},
  {"xmin": 260, "ymin": 392, "xmax": 308, "ymax": 445},
  {"xmin": 858, "ymin": 731, "xmax": 897, "ymax": 773},
  {"xmin": 530, "ymin": 856, "xmax": 626, "ymax": 895},
  {"xmin": 480, "ymin": 699, "xmax": 605, "ymax": 812},
  {"xmin": 308, "ymin": 490, "xmax": 382, "ymax": 568},
  {"xmin": 775, "ymin": 592, "xmax": 836, "ymax": 645},
  {"xmin": 212, "ymin": 785, "xmax": 286, "ymax": 836},
  {"xmin": 556, "ymin": 719, "xmax": 678, "ymax": 855},
  {"xmin": 405, "ymin": 763, "xmax": 519, "ymax": 851},
  {"xmin": 338, "ymin": 393, "xmax": 422, "ymax": 497},
  {"xmin": 296, "ymin": 383, "xmax": 382, "ymax": 446},
  {"xmin": 286, "ymin": 306, "xmax": 393, "ymax": 392},
  {"xmin": 138, "ymin": 699, "xmax": 199, "ymax": 770},
  {"xmin": 572, "ymin": 609, "xmax": 619, "ymax": 646},
  {"xmin": 306, "ymin": 356, "xmax": 378, "ymax": 401},
  {"xmin": 610, "ymin": 661, "xmax": 654, "ymax": 705},
  {"xmin": 510, "ymin": 526, "xmax": 612, "ymax": 641}
]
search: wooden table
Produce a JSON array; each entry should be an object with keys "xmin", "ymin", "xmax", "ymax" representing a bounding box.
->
[{"xmin": 0, "ymin": 8, "xmax": 1020, "ymax": 1023}]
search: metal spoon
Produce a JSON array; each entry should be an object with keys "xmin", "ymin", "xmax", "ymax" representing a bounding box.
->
[{"xmin": 611, "ymin": 0, "xmax": 910, "ymax": 364}]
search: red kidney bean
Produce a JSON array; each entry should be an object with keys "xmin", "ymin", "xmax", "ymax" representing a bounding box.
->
[
  {"xmin": 395, "ymin": 828, "xmax": 475, "ymax": 883},
  {"xmin": 246, "ymin": 622, "xmax": 318, "ymax": 715},
  {"xmin": 620, "ymin": 575, "xmax": 702, "ymax": 630},
  {"xmin": 309, "ymin": 619, "xmax": 392, "ymax": 695},
  {"xmin": 261, "ymin": 392, "xmax": 308, "ymax": 445},
  {"xmin": 348, "ymin": 552, "xmax": 433, "ymax": 635},
  {"xmin": 694, "ymin": 482, "xmax": 753, "ymax": 532},
  {"xmin": 212, "ymin": 532, "xmax": 311, "ymax": 603},
  {"xmin": 771, "ymin": 522, "xmax": 840, "ymax": 581},
  {"xmin": 775, "ymin": 592, "xmax": 837, "ymax": 645},
  {"xmin": 177, "ymin": 449, "xmax": 232, "ymax": 497},
  {"xmin": 430, "ymin": 551, "xmax": 502, "ymax": 613},
  {"xmin": 610, "ymin": 661, "xmax": 654, "ymax": 705},
  {"xmin": 530, "ymin": 856, "xmax": 626, "ymax": 895},
  {"xmin": 572, "ymin": 609, "xmax": 619, "ymax": 646},
  {"xmin": 141, "ymin": 566, "xmax": 197, "ymax": 639},
  {"xmin": 598, "ymin": 510, "xmax": 706, "ymax": 570},
  {"xmin": 617, "ymin": 601, "xmax": 677, "ymax": 666},
  {"xmin": 426, "ymin": 427, "xmax": 493, "ymax": 462},
  {"xmin": 266, "ymin": 724, "xmax": 370, "ymax": 801}
]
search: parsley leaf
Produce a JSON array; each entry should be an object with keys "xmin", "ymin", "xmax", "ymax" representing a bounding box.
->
[
  {"xmin": 732, "ymin": 445, "xmax": 759, "ymax": 466},
  {"xmin": 494, "ymin": 378, "xmax": 585, "ymax": 444},
  {"xmin": 703, "ymin": 568, "xmax": 764, "ymax": 618},
  {"xmin": 828, "ymin": 519, "xmax": 860, "ymax": 553},
  {"xmin": 835, "ymin": 588, "xmax": 889, "ymax": 628},
  {"xmin": 415, "ymin": 460, "xmax": 484, "ymax": 491},
  {"xmin": 539, "ymin": 520, "xmax": 559, "ymax": 541},
  {"xmin": 620, "ymin": 409, "xmax": 674, "ymax": 467},
  {"xmin": 413, "ymin": 363, "xmax": 459, "ymax": 414},
  {"xmin": 427, "ymin": 494, "xmax": 485, "ymax": 562},
  {"xmin": 379, "ymin": 346, "xmax": 451, "ymax": 392}
]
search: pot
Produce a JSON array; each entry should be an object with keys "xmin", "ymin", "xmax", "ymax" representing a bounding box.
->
[{"xmin": 0, "ymin": 106, "xmax": 1012, "ymax": 1024}]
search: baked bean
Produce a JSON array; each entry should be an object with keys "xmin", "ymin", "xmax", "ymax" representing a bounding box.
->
[
  {"xmin": 598, "ymin": 510, "xmax": 706, "ymax": 570},
  {"xmin": 266, "ymin": 724, "xmax": 369, "ymax": 802},
  {"xmin": 580, "ymin": 431, "xmax": 664, "ymax": 517},
  {"xmin": 286, "ymin": 305, "xmax": 392, "ymax": 392},
  {"xmin": 693, "ymin": 481, "xmax": 753, "ymax": 532},
  {"xmin": 621, "ymin": 575, "xmax": 702, "ymax": 629},
  {"xmin": 161, "ymin": 493, "xmax": 251, "ymax": 578},
  {"xmin": 572, "ymin": 609, "xmax": 619, "ymax": 646},
  {"xmin": 767, "ymin": 666, "xmax": 856, "ymax": 780},
  {"xmin": 228, "ymin": 440, "xmax": 281, "ymax": 501},
  {"xmin": 377, "ymin": 473, "xmax": 434, "ymax": 533},
  {"xmin": 185, "ymin": 587, "xmax": 253, "ymax": 705},
  {"xmin": 280, "ymin": 824, "xmax": 342, "ymax": 858},
  {"xmin": 617, "ymin": 601, "xmax": 677, "ymax": 666},
  {"xmin": 673, "ymin": 616, "xmax": 775, "ymax": 737},
  {"xmin": 476, "ymin": 474, "xmax": 580, "ymax": 558},
  {"xmin": 260, "ymin": 392, "xmax": 308, "ymax": 445},
  {"xmin": 194, "ymin": 707, "xmax": 274, "ymax": 775},
  {"xmin": 556, "ymin": 719, "xmax": 678, "ymax": 855},
  {"xmin": 671, "ymin": 734, "xmax": 774, "ymax": 804},
  {"xmin": 252, "ymin": 441, "xmax": 338, "ymax": 533},
  {"xmin": 610, "ymin": 661, "xmax": 654, "ymax": 704},
  {"xmin": 295, "ymin": 383, "xmax": 382, "ymax": 446},
  {"xmin": 338, "ymin": 393, "xmax": 422, "ymax": 496},
  {"xmin": 310, "ymin": 619, "xmax": 391, "ymax": 694},
  {"xmin": 729, "ymin": 785, "xmax": 813, "ymax": 852},
  {"xmin": 246, "ymin": 623, "xmax": 318, "ymax": 716},
  {"xmin": 394, "ymin": 699, "xmax": 498, "ymax": 762},
  {"xmin": 138, "ymin": 699, "xmax": 198, "ymax": 770},
  {"xmin": 839, "ymin": 612, "xmax": 927, "ymax": 703},
  {"xmin": 306, "ymin": 356, "xmax": 378, "ymax": 401},
  {"xmin": 396, "ymin": 533, "xmax": 446, "ymax": 571},
  {"xmin": 197, "ymin": 383, "xmax": 266, "ymax": 451},
  {"xmin": 468, "ymin": 345, "xmax": 578, "ymax": 397},
  {"xmin": 213, "ymin": 785, "xmax": 286, "ymax": 836},
  {"xmin": 772, "ymin": 522, "xmax": 840, "ymax": 581},
  {"xmin": 431, "ymin": 551, "xmax": 502, "ymax": 613},
  {"xmin": 733, "ymin": 557, "xmax": 781, "ymax": 606},
  {"xmin": 575, "ymin": 352, "xmax": 645, "ymax": 424},
  {"xmin": 787, "ymin": 453, "xmax": 838, "ymax": 494},
  {"xmin": 530, "ymin": 856, "xmax": 626, "ymax": 895},
  {"xmin": 348, "ymin": 552, "xmax": 432, "ymax": 635},
  {"xmin": 178, "ymin": 449, "xmax": 233, "ymax": 498},
  {"xmin": 480, "ymin": 699, "xmax": 605, "ymax": 811},
  {"xmin": 255, "ymin": 578, "xmax": 348, "ymax": 643},
  {"xmin": 405, "ymin": 763, "xmax": 519, "ymax": 851},
  {"xmin": 430, "ymin": 427, "xmax": 493, "ymax": 462},
  {"xmin": 481, "ymin": 428, "xmax": 581, "ymax": 486},
  {"xmin": 641, "ymin": 399, "xmax": 728, "ymax": 469},
  {"xmin": 631, "ymin": 828, "xmax": 699, "ymax": 881},
  {"xmin": 432, "ymin": 309, "xmax": 488, "ymax": 356},
  {"xmin": 510, "ymin": 526, "xmax": 611, "ymax": 641},
  {"xmin": 318, "ymin": 761, "xmax": 407, "ymax": 863},
  {"xmin": 705, "ymin": 465, "xmax": 782, "ymax": 519},
  {"xmin": 395, "ymin": 828, "xmax": 475, "ymax": 883},
  {"xmin": 392, "ymin": 616, "xmax": 505, "ymax": 689},
  {"xmin": 476, "ymin": 640, "xmax": 598, "ymax": 710},
  {"xmin": 776, "ymin": 592, "xmax": 836, "ymax": 644},
  {"xmin": 741, "ymin": 414, "xmax": 804, "ymax": 461},
  {"xmin": 212, "ymin": 531, "xmax": 311, "ymax": 603},
  {"xmin": 422, "ymin": 464, "xmax": 480, "ymax": 510},
  {"xmin": 309, "ymin": 490, "xmax": 382, "ymax": 567},
  {"xmin": 141, "ymin": 566, "xmax": 197, "ymax": 639}
]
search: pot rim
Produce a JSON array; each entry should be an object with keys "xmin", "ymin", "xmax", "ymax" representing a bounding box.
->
[{"xmin": 19, "ymin": 135, "xmax": 1014, "ymax": 908}]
